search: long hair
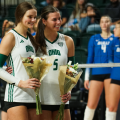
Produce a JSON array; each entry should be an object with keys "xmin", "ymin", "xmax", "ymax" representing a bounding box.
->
[
  {"xmin": 85, "ymin": 3, "xmax": 99, "ymax": 14},
  {"xmin": 2, "ymin": 20, "xmax": 15, "ymax": 38},
  {"xmin": 73, "ymin": 0, "xmax": 87, "ymax": 18},
  {"xmin": 35, "ymin": 5, "xmax": 59, "ymax": 54},
  {"xmin": 85, "ymin": 3, "xmax": 101, "ymax": 23},
  {"xmin": 15, "ymin": 2, "xmax": 38, "ymax": 52}
]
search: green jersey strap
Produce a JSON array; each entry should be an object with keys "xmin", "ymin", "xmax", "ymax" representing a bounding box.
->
[
  {"xmin": 68, "ymin": 56, "xmax": 75, "ymax": 64},
  {"xmin": 0, "ymin": 54, "xmax": 8, "ymax": 67}
]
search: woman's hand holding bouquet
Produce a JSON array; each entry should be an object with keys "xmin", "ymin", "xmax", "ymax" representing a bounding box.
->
[
  {"xmin": 22, "ymin": 55, "xmax": 55, "ymax": 115},
  {"xmin": 60, "ymin": 91, "xmax": 71, "ymax": 103},
  {"xmin": 55, "ymin": 61, "xmax": 83, "ymax": 120},
  {"xmin": 18, "ymin": 78, "xmax": 41, "ymax": 89}
]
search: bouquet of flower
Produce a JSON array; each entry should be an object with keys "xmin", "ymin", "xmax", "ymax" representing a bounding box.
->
[
  {"xmin": 55, "ymin": 61, "xmax": 83, "ymax": 120},
  {"xmin": 22, "ymin": 55, "xmax": 55, "ymax": 115}
]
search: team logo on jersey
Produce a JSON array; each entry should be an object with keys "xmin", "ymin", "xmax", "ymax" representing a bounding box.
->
[
  {"xmin": 26, "ymin": 45, "xmax": 34, "ymax": 53},
  {"xmin": 116, "ymin": 47, "xmax": 120, "ymax": 52},
  {"xmin": 20, "ymin": 40, "xmax": 24, "ymax": 43},
  {"xmin": 97, "ymin": 41, "xmax": 110, "ymax": 45},
  {"xmin": 96, "ymin": 39, "xmax": 99, "ymax": 42},
  {"xmin": 109, "ymin": 37, "xmax": 113, "ymax": 41},
  {"xmin": 58, "ymin": 42, "xmax": 63, "ymax": 47},
  {"xmin": 48, "ymin": 49, "xmax": 61, "ymax": 56}
]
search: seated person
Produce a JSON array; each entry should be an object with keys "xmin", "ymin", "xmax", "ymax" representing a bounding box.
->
[
  {"xmin": 104, "ymin": 0, "xmax": 120, "ymax": 31},
  {"xmin": 78, "ymin": 3, "xmax": 101, "ymax": 32},
  {"xmin": 51, "ymin": 0, "xmax": 69, "ymax": 27},
  {"xmin": 64, "ymin": 0, "xmax": 87, "ymax": 31},
  {"xmin": 40, "ymin": 0, "xmax": 51, "ymax": 6}
]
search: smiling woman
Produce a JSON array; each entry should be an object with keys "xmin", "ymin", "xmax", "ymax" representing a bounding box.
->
[
  {"xmin": 51, "ymin": 0, "xmax": 69, "ymax": 27},
  {"xmin": 35, "ymin": 5, "xmax": 75, "ymax": 120},
  {"xmin": 0, "ymin": 2, "xmax": 41, "ymax": 120}
]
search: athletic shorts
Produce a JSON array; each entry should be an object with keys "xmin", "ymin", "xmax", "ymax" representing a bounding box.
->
[
  {"xmin": 111, "ymin": 79, "xmax": 120, "ymax": 85},
  {"xmin": 1, "ymin": 100, "xmax": 7, "ymax": 112},
  {"xmin": 91, "ymin": 74, "xmax": 110, "ymax": 82},
  {"xmin": 5, "ymin": 102, "xmax": 36, "ymax": 111},
  {"xmin": 41, "ymin": 104, "xmax": 70, "ymax": 111}
]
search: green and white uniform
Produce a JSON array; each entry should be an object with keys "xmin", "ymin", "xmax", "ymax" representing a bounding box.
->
[
  {"xmin": 39, "ymin": 33, "xmax": 68, "ymax": 105},
  {"xmin": 4, "ymin": 29, "xmax": 36, "ymax": 102}
]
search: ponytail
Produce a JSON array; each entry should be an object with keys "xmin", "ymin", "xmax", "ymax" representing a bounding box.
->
[
  {"xmin": 35, "ymin": 5, "xmax": 59, "ymax": 55},
  {"xmin": 2, "ymin": 20, "xmax": 9, "ymax": 38},
  {"xmin": 35, "ymin": 19, "xmax": 47, "ymax": 54}
]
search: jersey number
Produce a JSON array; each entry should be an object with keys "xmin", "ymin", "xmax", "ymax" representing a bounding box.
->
[
  {"xmin": 53, "ymin": 59, "xmax": 58, "ymax": 70},
  {"xmin": 101, "ymin": 45, "xmax": 106, "ymax": 53}
]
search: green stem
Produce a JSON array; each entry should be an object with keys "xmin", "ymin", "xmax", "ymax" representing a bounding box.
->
[
  {"xmin": 36, "ymin": 94, "xmax": 42, "ymax": 115},
  {"xmin": 55, "ymin": 103, "xmax": 65, "ymax": 120}
]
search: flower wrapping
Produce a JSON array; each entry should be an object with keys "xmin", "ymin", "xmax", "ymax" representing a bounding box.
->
[
  {"xmin": 22, "ymin": 55, "xmax": 55, "ymax": 115},
  {"xmin": 55, "ymin": 63, "xmax": 83, "ymax": 120}
]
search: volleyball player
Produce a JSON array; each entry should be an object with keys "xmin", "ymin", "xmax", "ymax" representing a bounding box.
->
[
  {"xmin": 0, "ymin": 2, "xmax": 41, "ymax": 120},
  {"xmin": 0, "ymin": 19, "xmax": 15, "ymax": 120},
  {"xmin": 35, "ymin": 5, "xmax": 75, "ymax": 120},
  {"xmin": 106, "ymin": 22, "xmax": 120, "ymax": 120},
  {"xmin": 84, "ymin": 16, "xmax": 115, "ymax": 120}
]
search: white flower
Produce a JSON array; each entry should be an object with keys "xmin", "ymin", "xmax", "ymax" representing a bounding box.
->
[
  {"xmin": 31, "ymin": 55, "xmax": 42, "ymax": 62},
  {"xmin": 69, "ymin": 67, "xmax": 78, "ymax": 74},
  {"xmin": 68, "ymin": 61, "xmax": 72, "ymax": 66},
  {"xmin": 41, "ymin": 55, "xmax": 47, "ymax": 59},
  {"xmin": 31, "ymin": 55, "xmax": 35, "ymax": 59}
]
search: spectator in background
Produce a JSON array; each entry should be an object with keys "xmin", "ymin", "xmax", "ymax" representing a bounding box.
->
[
  {"xmin": 63, "ymin": 0, "xmax": 87, "ymax": 31},
  {"xmin": 40, "ymin": 0, "xmax": 52, "ymax": 6},
  {"xmin": 104, "ymin": 0, "xmax": 120, "ymax": 31},
  {"xmin": 0, "ymin": 19, "xmax": 15, "ymax": 120},
  {"xmin": 51, "ymin": 0, "xmax": 69, "ymax": 27},
  {"xmin": 79, "ymin": 3, "xmax": 101, "ymax": 32}
]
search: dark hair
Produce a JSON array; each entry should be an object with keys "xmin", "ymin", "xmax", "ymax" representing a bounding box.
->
[
  {"xmin": 35, "ymin": 5, "xmax": 59, "ymax": 54},
  {"xmin": 2, "ymin": 20, "xmax": 15, "ymax": 38},
  {"xmin": 51, "ymin": 0, "xmax": 63, "ymax": 9},
  {"xmin": 85, "ymin": 3, "xmax": 98, "ymax": 13},
  {"xmin": 15, "ymin": 2, "xmax": 38, "ymax": 52},
  {"xmin": 86, "ymin": 3, "xmax": 101, "ymax": 23}
]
